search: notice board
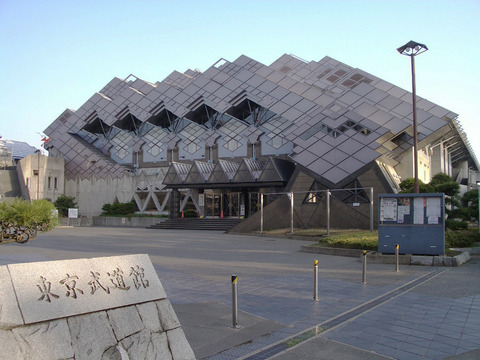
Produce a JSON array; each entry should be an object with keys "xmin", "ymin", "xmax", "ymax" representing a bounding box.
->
[{"xmin": 378, "ymin": 193, "xmax": 445, "ymax": 255}]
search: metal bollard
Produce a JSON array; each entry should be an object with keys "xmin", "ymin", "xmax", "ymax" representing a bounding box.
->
[
  {"xmin": 231, "ymin": 275, "xmax": 239, "ymax": 328},
  {"xmin": 362, "ymin": 250, "xmax": 367, "ymax": 284},
  {"xmin": 313, "ymin": 260, "xmax": 319, "ymax": 301},
  {"xmin": 395, "ymin": 244, "xmax": 400, "ymax": 272}
]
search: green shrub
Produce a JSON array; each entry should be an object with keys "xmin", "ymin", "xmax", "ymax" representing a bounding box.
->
[
  {"xmin": 102, "ymin": 202, "xmax": 135, "ymax": 216},
  {"xmin": 183, "ymin": 209, "xmax": 198, "ymax": 218},
  {"xmin": 445, "ymin": 229, "xmax": 480, "ymax": 248},
  {"xmin": 54, "ymin": 194, "xmax": 77, "ymax": 217},
  {"xmin": 445, "ymin": 219, "xmax": 468, "ymax": 230},
  {"xmin": 101, "ymin": 203, "xmax": 112, "ymax": 214},
  {"xmin": 0, "ymin": 199, "xmax": 58, "ymax": 244}
]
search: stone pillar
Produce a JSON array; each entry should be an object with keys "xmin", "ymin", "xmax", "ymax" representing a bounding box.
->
[
  {"xmin": 431, "ymin": 144, "xmax": 443, "ymax": 177},
  {"xmin": 199, "ymin": 190, "xmax": 205, "ymax": 217},
  {"xmin": 170, "ymin": 189, "xmax": 180, "ymax": 219}
]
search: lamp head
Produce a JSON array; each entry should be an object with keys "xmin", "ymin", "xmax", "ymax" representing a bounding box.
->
[{"xmin": 397, "ymin": 40, "xmax": 428, "ymax": 56}]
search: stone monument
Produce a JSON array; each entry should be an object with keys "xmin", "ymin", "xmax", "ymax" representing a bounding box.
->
[{"xmin": 0, "ymin": 254, "xmax": 195, "ymax": 360}]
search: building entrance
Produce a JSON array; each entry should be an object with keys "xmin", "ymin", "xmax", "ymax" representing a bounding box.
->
[
  {"xmin": 204, "ymin": 191, "xmax": 243, "ymax": 218},
  {"xmin": 205, "ymin": 193, "xmax": 222, "ymax": 217},
  {"xmin": 225, "ymin": 192, "xmax": 241, "ymax": 217}
]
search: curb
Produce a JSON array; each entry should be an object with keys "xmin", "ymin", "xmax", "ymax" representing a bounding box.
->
[{"xmin": 300, "ymin": 246, "xmax": 471, "ymax": 267}]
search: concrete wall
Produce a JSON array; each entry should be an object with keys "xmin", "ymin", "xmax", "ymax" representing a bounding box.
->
[
  {"xmin": 18, "ymin": 154, "xmax": 64, "ymax": 202},
  {"xmin": 65, "ymin": 174, "xmax": 133, "ymax": 217},
  {"xmin": 0, "ymin": 169, "xmax": 22, "ymax": 200},
  {"xmin": 394, "ymin": 147, "xmax": 432, "ymax": 184},
  {"xmin": 65, "ymin": 169, "xmax": 168, "ymax": 217}
]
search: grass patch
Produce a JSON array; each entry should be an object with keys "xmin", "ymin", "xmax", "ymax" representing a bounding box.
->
[
  {"xmin": 262, "ymin": 227, "xmax": 477, "ymax": 255},
  {"xmin": 445, "ymin": 249, "xmax": 462, "ymax": 257},
  {"xmin": 318, "ymin": 231, "xmax": 379, "ymax": 251}
]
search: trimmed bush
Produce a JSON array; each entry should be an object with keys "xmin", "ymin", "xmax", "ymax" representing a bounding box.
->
[
  {"xmin": 445, "ymin": 229, "xmax": 480, "ymax": 248},
  {"xmin": 0, "ymin": 199, "xmax": 58, "ymax": 244},
  {"xmin": 102, "ymin": 202, "xmax": 135, "ymax": 216},
  {"xmin": 183, "ymin": 209, "xmax": 198, "ymax": 218},
  {"xmin": 445, "ymin": 219, "xmax": 468, "ymax": 230},
  {"xmin": 54, "ymin": 194, "xmax": 77, "ymax": 217}
]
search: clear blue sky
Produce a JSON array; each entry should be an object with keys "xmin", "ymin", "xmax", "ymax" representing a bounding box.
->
[{"xmin": 1, "ymin": 0, "xmax": 479, "ymax": 160}]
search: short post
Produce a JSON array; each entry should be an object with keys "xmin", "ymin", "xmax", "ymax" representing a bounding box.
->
[
  {"xmin": 313, "ymin": 260, "xmax": 319, "ymax": 301},
  {"xmin": 369, "ymin": 187, "xmax": 374, "ymax": 233},
  {"xmin": 260, "ymin": 193, "xmax": 264, "ymax": 234},
  {"xmin": 290, "ymin": 192, "xmax": 294, "ymax": 234},
  {"xmin": 326, "ymin": 190, "xmax": 331, "ymax": 236},
  {"xmin": 395, "ymin": 244, "xmax": 400, "ymax": 272},
  {"xmin": 362, "ymin": 250, "xmax": 367, "ymax": 285},
  {"xmin": 231, "ymin": 275, "xmax": 239, "ymax": 328}
]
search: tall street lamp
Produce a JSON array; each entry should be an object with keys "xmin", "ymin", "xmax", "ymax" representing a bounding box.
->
[
  {"xmin": 477, "ymin": 181, "xmax": 480, "ymax": 234},
  {"xmin": 397, "ymin": 40, "xmax": 428, "ymax": 194}
]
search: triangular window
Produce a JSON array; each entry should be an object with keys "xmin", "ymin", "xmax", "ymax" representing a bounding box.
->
[{"xmin": 303, "ymin": 181, "xmax": 324, "ymax": 204}]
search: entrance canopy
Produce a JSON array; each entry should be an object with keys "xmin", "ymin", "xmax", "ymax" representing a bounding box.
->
[{"xmin": 163, "ymin": 157, "xmax": 295, "ymax": 189}]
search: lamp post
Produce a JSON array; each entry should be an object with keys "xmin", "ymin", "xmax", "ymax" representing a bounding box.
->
[
  {"xmin": 477, "ymin": 181, "xmax": 480, "ymax": 234},
  {"xmin": 397, "ymin": 40, "xmax": 428, "ymax": 194}
]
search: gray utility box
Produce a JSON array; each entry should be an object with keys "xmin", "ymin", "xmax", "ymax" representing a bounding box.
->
[{"xmin": 378, "ymin": 193, "xmax": 445, "ymax": 255}]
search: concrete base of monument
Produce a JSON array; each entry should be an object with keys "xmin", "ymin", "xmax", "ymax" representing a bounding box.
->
[{"xmin": 174, "ymin": 301, "xmax": 284, "ymax": 359}]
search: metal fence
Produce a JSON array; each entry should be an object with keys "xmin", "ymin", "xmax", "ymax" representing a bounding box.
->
[{"xmin": 259, "ymin": 187, "xmax": 374, "ymax": 234}]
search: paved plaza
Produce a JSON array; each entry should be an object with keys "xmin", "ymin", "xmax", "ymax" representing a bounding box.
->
[{"xmin": 1, "ymin": 227, "xmax": 479, "ymax": 359}]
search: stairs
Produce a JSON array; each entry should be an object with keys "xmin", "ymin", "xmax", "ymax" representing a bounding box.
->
[{"xmin": 148, "ymin": 218, "xmax": 243, "ymax": 232}]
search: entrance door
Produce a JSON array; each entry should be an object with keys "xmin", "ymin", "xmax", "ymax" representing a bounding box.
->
[
  {"xmin": 249, "ymin": 192, "xmax": 261, "ymax": 216},
  {"xmin": 226, "ymin": 193, "xmax": 241, "ymax": 217},
  {"xmin": 205, "ymin": 193, "xmax": 222, "ymax": 217}
]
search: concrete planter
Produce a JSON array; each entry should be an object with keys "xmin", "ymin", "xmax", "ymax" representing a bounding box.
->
[
  {"xmin": 59, "ymin": 217, "xmax": 92, "ymax": 227},
  {"xmin": 59, "ymin": 216, "xmax": 166, "ymax": 228},
  {"xmin": 301, "ymin": 245, "xmax": 471, "ymax": 267},
  {"xmin": 92, "ymin": 216, "xmax": 166, "ymax": 228},
  {"xmin": 300, "ymin": 245, "xmax": 363, "ymax": 258}
]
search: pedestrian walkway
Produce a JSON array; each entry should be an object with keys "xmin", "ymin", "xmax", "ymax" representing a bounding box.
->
[
  {"xmin": 0, "ymin": 228, "xmax": 478, "ymax": 359},
  {"xmin": 156, "ymin": 259, "xmax": 480, "ymax": 360}
]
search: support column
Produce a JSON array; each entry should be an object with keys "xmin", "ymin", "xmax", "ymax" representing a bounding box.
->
[{"xmin": 170, "ymin": 189, "xmax": 181, "ymax": 219}]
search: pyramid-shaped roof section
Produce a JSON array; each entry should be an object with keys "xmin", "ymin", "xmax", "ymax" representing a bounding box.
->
[
  {"xmin": 233, "ymin": 159, "xmax": 265, "ymax": 183},
  {"xmin": 259, "ymin": 158, "xmax": 296, "ymax": 183},
  {"xmin": 163, "ymin": 162, "xmax": 192, "ymax": 185},
  {"xmin": 208, "ymin": 160, "xmax": 240, "ymax": 184},
  {"xmin": 185, "ymin": 161, "xmax": 215, "ymax": 184}
]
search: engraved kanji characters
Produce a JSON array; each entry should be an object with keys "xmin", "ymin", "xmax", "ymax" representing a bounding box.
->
[
  {"xmin": 130, "ymin": 265, "xmax": 149, "ymax": 289},
  {"xmin": 88, "ymin": 271, "xmax": 111, "ymax": 294},
  {"xmin": 60, "ymin": 273, "xmax": 84, "ymax": 299},
  {"xmin": 35, "ymin": 264, "xmax": 149, "ymax": 303},
  {"xmin": 37, "ymin": 276, "xmax": 60, "ymax": 302},
  {"xmin": 107, "ymin": 267, "xmax": 130, "ymax": 291}
]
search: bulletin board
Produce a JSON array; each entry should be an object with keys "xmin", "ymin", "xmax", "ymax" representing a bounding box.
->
[{"xmin": 378, "ymin": 193, "xmax": 445, "ymax": 255}]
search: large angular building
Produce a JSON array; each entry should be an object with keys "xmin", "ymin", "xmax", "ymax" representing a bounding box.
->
[{"xmin": 43, "ymin": 54, "xmax": 479, "ymax": 230}]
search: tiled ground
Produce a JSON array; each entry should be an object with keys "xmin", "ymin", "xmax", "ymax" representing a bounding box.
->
[{"xmin": 155, "ymin": 260, "xmax": 480, "ymax": 360}]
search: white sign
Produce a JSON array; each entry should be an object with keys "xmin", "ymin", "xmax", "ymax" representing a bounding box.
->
[
  {"xmin": 240, "ymin": 205, "xmax": 245, "ymax": 216},
  {"xmin": 380, "ymin": 198, "xmax": 397, "ymax": 221},
  {"xmin": 413, "ymin": 197, "xmax": 425, "ymax": 224},
  {"xmin": 199, "ymin": 194, "xmax": 205, "ymax": 207},
  {"xmin": 68, "ymin": 208, "xmax": 78, "ymax": 218}
]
